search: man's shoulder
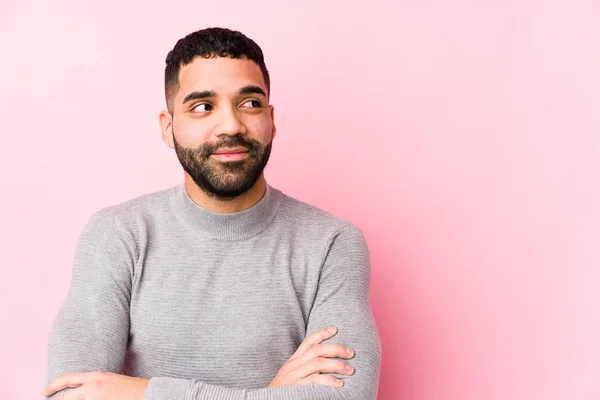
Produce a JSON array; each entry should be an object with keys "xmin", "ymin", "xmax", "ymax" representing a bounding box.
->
[
  {"xmin": 275, "ymin": 189, "xmax": 361, "ymax": 237},
  {"xmin": 89, "ymin": 184, "xmax": 178, "ymax": 225}
]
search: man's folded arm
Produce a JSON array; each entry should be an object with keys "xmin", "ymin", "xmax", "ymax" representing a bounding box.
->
[
  {"xmin": 45, "ymin": 213, "xmax": 134, "ymax": 399},
  {"xmin": 145, "ymin": 223, "xmax": 382, "ymax": 400}
]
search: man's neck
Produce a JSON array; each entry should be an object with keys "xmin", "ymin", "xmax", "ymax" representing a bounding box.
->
[{"xmin": 183, "ymin": 173, "xmax": 267, "ymax": 214}]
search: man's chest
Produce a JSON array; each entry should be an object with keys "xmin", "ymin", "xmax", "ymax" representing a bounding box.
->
[{"xmin": 123, "ymin": 238, "xmax": 323, "ymax": 387}]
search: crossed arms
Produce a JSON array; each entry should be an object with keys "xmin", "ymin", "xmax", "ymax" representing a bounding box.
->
[{"xmin": 44, "ymin": 215, "xmax": 382, "ymax": 399}]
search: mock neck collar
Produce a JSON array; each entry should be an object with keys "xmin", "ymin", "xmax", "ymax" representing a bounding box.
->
[{"xmin": 170, "ymin": 182, "xmax": 282, "ymax": 241}]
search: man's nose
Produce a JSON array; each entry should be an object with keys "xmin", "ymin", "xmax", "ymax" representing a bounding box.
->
[{"xmin": 216, "ymin": 107, "xmax": 246, "ymax": 136}]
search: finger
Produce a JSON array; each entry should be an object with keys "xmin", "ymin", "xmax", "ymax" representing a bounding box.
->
[
  {"xmin": 286, "ymin": 343, "xmax": 353, "ymax": 372},
  {"xmin": 61, "ymin": 384, "xmax": 88, "ymax": 400},
  {"xmin": 45, "ymin": 372, "xmax": 92, "ymax": 396},
  {"xmin": 293, "ymin": 343, "xmax": 354, "ymax": 368},
  {"xmin": 295, "ymin": 357, "xmax": 355, "ymax": 379},
  {"xmin": 291, "ymin": 327, "xmax": 338, "ymax": 360},
  {"xmin": 299, "ymin": 373, "xmax": 345, "ymax": 388}
]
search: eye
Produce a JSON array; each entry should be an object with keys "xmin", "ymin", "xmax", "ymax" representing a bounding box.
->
[
  {"xmin": 241, "ymin": 99, "xmax": 262, "ymax": 108},
  {"xmin": 192, "ymin": 103, "xmax": 213, "ymax": 113}
]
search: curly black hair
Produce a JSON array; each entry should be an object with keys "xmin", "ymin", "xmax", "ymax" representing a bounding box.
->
[{"xmin": 164, "ymin": 27, "xmax": 270, "ymax": 113}]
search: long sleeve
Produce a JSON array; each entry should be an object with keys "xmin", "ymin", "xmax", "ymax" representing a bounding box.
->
[
  {"xmin": 144, "ymin": 223, "xmax": 382, "ymax": 400},
  {"xmin": 45, "ymin": 213, "xmax": 135, "ymax": 399}
]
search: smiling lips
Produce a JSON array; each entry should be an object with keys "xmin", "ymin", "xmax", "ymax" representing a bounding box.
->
[
  {"xmin": 211, "ymin": 147, "xmax": 249, "ymax": 160},
  {"xmin": 213, "ymin": 147, "xmax": 249, "ymax": 155}
]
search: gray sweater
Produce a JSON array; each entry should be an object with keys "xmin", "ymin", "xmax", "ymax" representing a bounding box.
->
[{"xmin": 45, "ymin": 182, "xmax": 382, "ymax": 400}]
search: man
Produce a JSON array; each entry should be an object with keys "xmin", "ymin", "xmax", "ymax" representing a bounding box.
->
[{"xmin": 44, "ymin": 27, "xmax": 382, "ymax": 400}]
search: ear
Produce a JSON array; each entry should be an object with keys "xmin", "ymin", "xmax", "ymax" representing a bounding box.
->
[
  {"xmin": 159, "ymin": 110, "xmax": 175, "ymax": 149},
  {"xmin": 269, "ymin": 104, "xmax": 277, "ymax": 141}
]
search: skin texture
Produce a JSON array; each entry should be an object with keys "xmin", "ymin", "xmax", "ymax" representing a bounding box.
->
[{"xmin": 44, "ymin": 56, "xmax": 354, "ymax": 399}]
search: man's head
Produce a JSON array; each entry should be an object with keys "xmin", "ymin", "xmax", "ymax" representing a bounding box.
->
[{"xmin": 159, "ymin": 27, "xmax": 275, "ymax": 200}]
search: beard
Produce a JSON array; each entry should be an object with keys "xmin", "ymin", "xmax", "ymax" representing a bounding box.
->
[{"xmin": 173, "ymin": 131, "xmax": 272, "ymax": 201}]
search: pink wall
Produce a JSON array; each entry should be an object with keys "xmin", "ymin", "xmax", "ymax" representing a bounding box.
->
[{"xmin": 1, "ymin": 1, "xmax": 598, "ymax": 399}]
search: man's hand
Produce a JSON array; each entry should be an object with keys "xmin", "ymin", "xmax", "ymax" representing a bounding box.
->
[
  {"xmin": 43, "ymin": 371, "xmax": 150, "ymax": 399},
  {"xmin": 268, "ymin": 326, "xmax": 355, "ymax": 388}
]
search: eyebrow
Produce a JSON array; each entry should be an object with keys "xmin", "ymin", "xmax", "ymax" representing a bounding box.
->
[
  {"xmin": 182, "ymin": 85, "xmax": 267, "ymax": 105},
  {"xmin": 182, "ymin": 90, "xmax": 217, "ymax": 104},
  {"xmin": 238, "ymin": 85, "xmax": 267, "ymax": 97}
]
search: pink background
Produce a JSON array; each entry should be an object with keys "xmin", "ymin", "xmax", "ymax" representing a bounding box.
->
[{"xmin": 1, "ymin": 1, "xmax": 599, "ymax": 399}]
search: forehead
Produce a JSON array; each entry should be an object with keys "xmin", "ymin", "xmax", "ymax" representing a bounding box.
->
[{"xmin": 177, "ymin": 56, "xmax": 267, "ymax": 96}]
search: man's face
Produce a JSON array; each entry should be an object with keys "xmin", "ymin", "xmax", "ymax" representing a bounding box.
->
[{"xmin": 162, "ymin": 56, "xmax": 275, "ymax": 200}]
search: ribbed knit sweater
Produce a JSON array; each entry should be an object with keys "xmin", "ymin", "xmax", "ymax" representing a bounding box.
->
[{"xmin": 45, "ymin": 182, "xmax": 382, "ymax": 399}]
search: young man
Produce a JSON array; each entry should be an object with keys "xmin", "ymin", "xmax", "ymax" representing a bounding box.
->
[{"xmin": 44, "ymin": 27, "xmax": 382, "ymax": 400}]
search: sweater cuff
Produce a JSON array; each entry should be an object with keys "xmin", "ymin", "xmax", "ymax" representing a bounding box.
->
[{"xmin": 144, "ymin": 377, "xmax": 190, "ymax": 400}]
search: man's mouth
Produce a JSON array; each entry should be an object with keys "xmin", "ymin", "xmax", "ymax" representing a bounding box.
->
[
  {"xmin": 212, "ymin": 147, "xmax": 249, "ymax": 155},
  {"xmin": 211, "ymin": 147, "xmax": 250, "ymax": 161}
]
